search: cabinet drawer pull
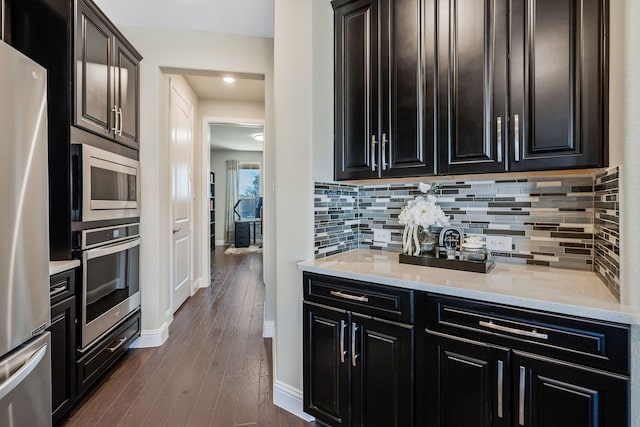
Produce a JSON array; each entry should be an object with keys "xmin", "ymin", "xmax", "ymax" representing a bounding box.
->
[
  {"xmin": 497, "ymin": 360, "xmax": 504, "ymax": 418},
  {"xmin": 497, "ymin": 117, "xmax": 503, "ymax": 163},
  {"xmin": 107, "ymin": 337, "xmax": 127, "ymax": 353},
  {"xmin": 340, "ymin": 320, "xmax": 347, "ymax": 363},
  {"xmin": 330, "ymin": 290, "xmax": 369, "ymax": 303},
  {"xmin": 514, "ymin": 114, "xmax": 520, "ymax": 162},
  {"xmin": 351, "ymin": 323, "xmax": 359, "ymax": 367},
  {"xmin": 519, "ymin": 366, "xmax": 526, "ymax": 425},
  {"xmin": 479, "ymin": 320, "xmax": 548, "ymax": 340},
  {"xmin": 50, "ymin": 285, "xmax": 67, "ymax": 297},
  {"xmin": 371, "ymin": 135, "xmax": 378, "ymax": 172}
]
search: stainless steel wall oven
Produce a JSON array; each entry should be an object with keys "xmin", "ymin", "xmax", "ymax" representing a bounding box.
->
[{"xmin": 79, "ymin": 223, "xmax": 140, "ymax": 349}]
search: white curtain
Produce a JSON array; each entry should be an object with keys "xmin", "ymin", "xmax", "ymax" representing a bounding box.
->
[{"xmin": 225, "ymin": 160, "xmax": 239, "ymax": 244}]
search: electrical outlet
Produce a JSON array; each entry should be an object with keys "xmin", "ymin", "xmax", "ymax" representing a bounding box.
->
[
  {"xmin": 486, "ymin": 235, "xmax": 513, "ymax": 251},
  {"xmin": 373, "ymin": 229, "xmax": 392, "ymax": 243}
]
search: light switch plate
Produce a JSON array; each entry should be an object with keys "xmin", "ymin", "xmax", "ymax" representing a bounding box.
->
[
  {"xmin": 486, "ymin": 235, "xmax": 513, "ymax": 251},
  {"xmin": 373, "ymin": 229, "xmax": 392, "ymax": 243}
]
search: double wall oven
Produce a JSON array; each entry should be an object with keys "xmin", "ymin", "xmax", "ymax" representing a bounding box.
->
[{"xmin": 72, "ymin": 143, "xmax": 141, "ymax": 350}]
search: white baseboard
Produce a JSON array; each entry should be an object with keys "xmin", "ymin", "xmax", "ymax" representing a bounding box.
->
[
  {"xmin": 273, "ymin": 381, "xmax": 315, "ymax": 422},
  {"xmin": 130, "ymin": 321, "xmax": 169, "ymax": 348},
  {"xmin": 215, "ymin": 239, "xmax": 225, "ymax": 246},
  {"xmin": 262, "ymin": 320, "xmax": 274, "ymax": 338},
  {"xmin": 191, "ymin": 277, "xmax": 202, "ymax": 295},
  {"xmin": 166, "ymin": 308, "xmax": 174, "ymax": 328}
]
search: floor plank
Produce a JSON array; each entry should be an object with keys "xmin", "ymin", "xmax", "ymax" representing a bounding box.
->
[{"xmin": 63, "ymin": 250, "xmax": 316, "ymax": 427}]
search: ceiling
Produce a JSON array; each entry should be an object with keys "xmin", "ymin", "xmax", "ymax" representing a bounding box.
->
[
  {"xmin": 92, "ymin": 0, "xmax": 274, "ymax": 38},
  {"xmin": 210, "ymin": 124, "xmax": 264, "ymax": 152},
  {"xmin": 184, "ymin": 75, "xmax": 264, "ymax": 102}
]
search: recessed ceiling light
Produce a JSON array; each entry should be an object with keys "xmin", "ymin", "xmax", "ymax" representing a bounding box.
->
[
  {"xmin": 223, "ymin": 76, "xmax": 235, "ymax": 84},
  {"xmin": 252, "ymin": 133, "xmax": 264, "ymax": 142}
]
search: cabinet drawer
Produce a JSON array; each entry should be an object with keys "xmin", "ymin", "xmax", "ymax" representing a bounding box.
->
[
  {"xmin": 50, "ymin": 269, "xmax": 75, "ymax": 305},
  {"xmin": 426, "ymin": 295, "xmax": 629, "ymax": 375},
  {"xmin": 304, "ymin": 273, "xmax": 414, "ymax": 323},
  {"xmin": 76, "ymin": 310, "xmax": 140, "ymax": 394}
]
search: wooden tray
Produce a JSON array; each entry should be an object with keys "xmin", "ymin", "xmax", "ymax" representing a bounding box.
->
[{"xmin": 398, "ymin": 253, "xmax": 495, "ymax": 274}]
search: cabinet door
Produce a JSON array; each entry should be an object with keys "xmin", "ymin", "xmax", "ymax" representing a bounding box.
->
[
  {"xmin": 334, "ymin": 0, "xmax": 379, "ymax": 180},
  {"xmin": 437, "ymin": 0, "xmax": 508, "ymax": 175},
  {"xmin": 303, "ymin": 303, "xmax": 351, "ymax": 426},
  {"xmin": 426, "ymin": 332, "xmax": 509, "ymax": 427},
  {"xmin": 379, "ymin": 0, "xmax": 435, "ymax": 177},
  {"xmin": 513, "ymin": 352, "xmax": 628, "ymax": 427},
  {"xmin": 352, "ymin": 315, "xmax": 414, "ymax": 427},
  {"xmin": 509, "ymin": 0, "xmax": 606, "ymax": 171},
  {"xmin": 113, "ymin": 37, "xmax": 140, "ymax": 149},
  {"xmin": 75, "ymin": 0, "xmax": 115, "ymax": 141},
  {"xmin": 49, "ymin": 296, "xmax": 76, "ymax": 425}
]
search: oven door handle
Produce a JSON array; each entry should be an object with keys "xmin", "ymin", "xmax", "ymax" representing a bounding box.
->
[{"xmin": 85, "ymin": 238, "xmax": 140, "ymax": 260}]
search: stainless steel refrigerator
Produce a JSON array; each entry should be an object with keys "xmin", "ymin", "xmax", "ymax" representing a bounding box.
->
[{"xmin": 0, "ymin": 40, "xmax": 52, "ymax": 426}]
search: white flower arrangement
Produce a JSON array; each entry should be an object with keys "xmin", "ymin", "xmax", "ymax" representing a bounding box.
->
[{"xmin": 398, "ymin": 183, "xmax": 450, "ymax": 256}]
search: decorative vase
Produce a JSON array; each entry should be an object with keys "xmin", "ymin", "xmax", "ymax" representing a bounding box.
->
[{"xmin": 419, "ymin": 226, "xmax": 437, "ymax": 254}]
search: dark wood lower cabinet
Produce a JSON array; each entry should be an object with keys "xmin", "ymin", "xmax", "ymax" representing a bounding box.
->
[
  {"xmin": 426, "ymin": 332, "xmax": 509, "ymax": 427},
  {"xmin": 303, "ymin": 302, "xmax": 414, "ymax": 427},
  {"xmin": 76, "ymin": 310, "xmax": 141, "ymax": 395},
  {"xmin": 50, "ymin": 295, "xmax": 77, "ymax": 425},
  {"xmin": 303, "ymin": 303, "xmax": 350, "ymax": 426},
  {"xmin": 514, "ymin": 352, "xmax": 628, "ymax": 427},
  {"xmin": 352, "ymin": 316, "xmax": 414, "ymax": 427}
]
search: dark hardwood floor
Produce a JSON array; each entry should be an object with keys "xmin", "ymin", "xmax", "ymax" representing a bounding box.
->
[{"xmin": 63, "ymin": 250, "xmax": 317, "ymax": 427}]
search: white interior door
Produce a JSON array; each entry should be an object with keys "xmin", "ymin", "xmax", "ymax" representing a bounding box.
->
[{"xmin": 170, "ymin": 83, "xmax": 193, "ymax": 313}]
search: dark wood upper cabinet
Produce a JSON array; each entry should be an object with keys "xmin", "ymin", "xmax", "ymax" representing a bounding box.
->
[
  {"xmin": 75, "ymin": 0, "xmax": 141, "ymax": 150},
  {"xmin": 334, "ymin": 0, "xmax": 378, "ymax": 180},
  {"xmin": 334, "ymin": 0, "xmax": 607, "ymax": 179},
  {"xmin": 76, "ymin": 0, "xmax": 114, "ymax": 141},
  {"xmin": 379, "ymin": 0, "xmax": 436, "ymax": 177},
  {"xmin": 334, "ymin": 0, "xmax": 435, "ymax": 180},
  {"xmin": 437, "ymin": 0, "xmax": 508, "ymax": 175},
  {"xmin": 509, "ymin": 0, "xmax": 607, "ymax": 171}
]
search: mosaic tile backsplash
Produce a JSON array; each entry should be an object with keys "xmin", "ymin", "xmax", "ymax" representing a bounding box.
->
[
  {"xmin": 593, "ymin": 167, "xmax": 621, "ymax": 300},
  {"xmin": 314, "ymin": 169, "xmax": 622, "ymax": 300}
]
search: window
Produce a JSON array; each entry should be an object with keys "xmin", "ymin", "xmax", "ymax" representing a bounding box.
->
[{"xmin": 237, "ymin": 162, "xmax": 261, "ymax": 219}]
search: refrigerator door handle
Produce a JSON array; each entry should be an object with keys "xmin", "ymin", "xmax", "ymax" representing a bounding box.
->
[{"xmin": 0, "ymin": 343, "xmax": 48, "ymax": 401}]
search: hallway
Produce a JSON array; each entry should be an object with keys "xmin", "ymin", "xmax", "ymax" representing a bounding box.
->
[{"xmin": 63, "ymin": 251, "xmax": 315, "ymax": 427}]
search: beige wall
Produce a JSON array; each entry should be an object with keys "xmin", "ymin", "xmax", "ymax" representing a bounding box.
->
[
  {"xmin": 116, "ymin": 25, "xmax": 275, "ymax": 339},
  {"xmin": 210, "ymin": 149, "xmax": 263, "ymax": 244},
  {"xmin": 200, "ymin": 99, "xmax": 264, "ymax": 121}
]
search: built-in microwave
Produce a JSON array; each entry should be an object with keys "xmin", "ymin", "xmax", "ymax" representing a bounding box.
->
[{"xmin": 72, "ymin": 143, "xmax": 140, "ymax": 222}]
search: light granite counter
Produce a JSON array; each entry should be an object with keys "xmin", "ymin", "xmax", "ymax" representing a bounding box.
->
[
  {"xmin": 49, "ymin": 259, "xmax": 80, "ymax": 276},
  {"xmin": 298, "ymin": 249, "xmax": 640, "ymax": 325}
]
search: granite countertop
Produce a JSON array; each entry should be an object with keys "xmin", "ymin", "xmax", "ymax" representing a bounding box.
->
[
  {"xmin": 298, "ymin": 249, "xmax": 640, "ymax": 325},
  {"xmin": 49, "ymin": 259, "xmax": 80, "ymax": 276}
]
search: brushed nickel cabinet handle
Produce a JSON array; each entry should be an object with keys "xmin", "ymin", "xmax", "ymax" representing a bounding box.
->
[
  {"xmin": 519, "ymin": 366, "xmax": 526, "ymax": 425},
  {"xmin": 381, "ymin": 133, "xmax": 388, "ymax": 170},
  {"xmin": 351, "ymin": 322, "xmax": 358, "ymax": 367},
  {"xmin": 479, "ymin": 320, "xmax": 548, "ymax": 340},
  {"xmin": 111, "ymin": 105, "xmax": 120, "ymax": 134},
  {"xmin": 497, "ymin": 360, "xmax": 504, "ymax": 418},
  {"xmin": 118, "ymin": 107, "xmax": 124, "ymax": 136},
  {"xmin": 330, "ymin": 290, "xmax": 369, "ymax": 303},
  {"xmin": 497, "ymin": 117, "xmax": 503, "ymax": 163},
  {"xmin": 514, "ymin": 114, "xmax": 520, "ymax": 162},
  {"xmin": 371, "ymin": 135, "xmax": 378, "ymax": 172},
  {"xmin": 339, "ymin": 320, "xmax": 346, "ymax": 363}
]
